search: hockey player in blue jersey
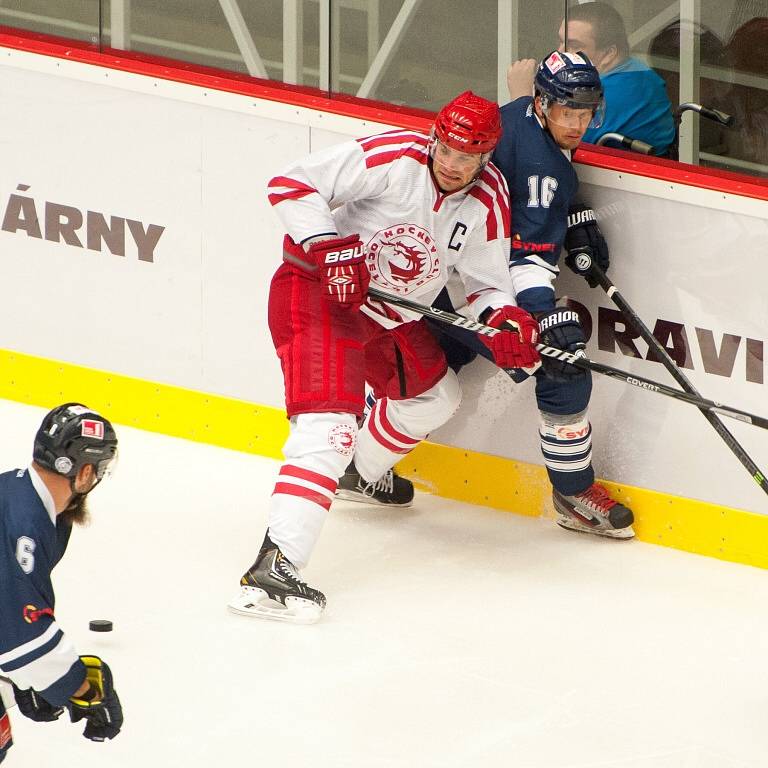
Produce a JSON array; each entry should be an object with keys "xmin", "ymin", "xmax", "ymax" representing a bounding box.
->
[
  {"xmin": 433, "ymin": 50, "xmax": 635, "ymax": 539},
  {"xmin": 0, "ymin": 403, "xmax": 123, "ymax": 762}
]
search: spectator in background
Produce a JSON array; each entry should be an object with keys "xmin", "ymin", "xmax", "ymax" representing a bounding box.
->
[
  {"xmin": 649, "ymin": 20, "xmax": 729, "ymax": 157},
  {"xmin": 723, "ymin": 17, "xmax": 768, "ymax": 172},
  {"xmin": 559, "ymin": 1, "xmax": 675, "ymax": 155}
]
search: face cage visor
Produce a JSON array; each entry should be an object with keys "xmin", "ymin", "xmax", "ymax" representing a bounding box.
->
[
  {"xmin": 540, "ymin": 90, "xmax": 606, "ymax": 130},
  {"xmin": 428, "ymin": 132, "xmax": 493, "ymax": 175},
  {"xmin": 94, "ymin": 449, "xmax": 119, "ymax": 482}
]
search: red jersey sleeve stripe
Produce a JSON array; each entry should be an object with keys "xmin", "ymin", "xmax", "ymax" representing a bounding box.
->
[
  {"xmin": 358, "ymin": 132, "xmax": 429, "ymax": 151},
  {"xmin": 468, "ymin": 186, "xmax": 499, "ymax": 241},
  {"xmin": 365, "ymin": 146, "xmax": 429, "ymax": 169},
  {"xmin": 268, "ymin": 175, "xmax": 317, "ymax": 193},
  {"xmin": 479, "ymin": 167, "xmax": 511, "ymax": 238},
  {"xmin": 466, "ymin": 288, "xmax": 496, "ymax": 304},
  {"xmin": 268, "ymin": 188, "xmax": 316, "ymax": 206}
]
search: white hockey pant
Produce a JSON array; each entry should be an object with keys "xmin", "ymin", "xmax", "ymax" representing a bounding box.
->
[
  {"xmin": 268, "ymin": 412, "xmax": 358, "ymax": 569},
  {"xmin": 354, "ymin": 370, "xmax": 462, "ymax": 483}
]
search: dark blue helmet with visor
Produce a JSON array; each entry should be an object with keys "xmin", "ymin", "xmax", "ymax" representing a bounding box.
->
[{"xmin": 534, "ymin": 50, "xmax": 605, "ymax": 129}]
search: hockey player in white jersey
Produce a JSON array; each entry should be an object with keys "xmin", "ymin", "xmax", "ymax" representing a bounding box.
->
[
  {"xmin": 0, "ymin": 404, "xmax": 123, "ymax": 763},
  {"xmin": 228, "ymin": 91, "xmax": 541, "ymax": 624}
]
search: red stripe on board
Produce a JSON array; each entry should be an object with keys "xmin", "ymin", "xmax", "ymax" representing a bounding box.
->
[
  {"xmin": 272, "ymin": 482, "xmax": 333, "ymax": 511},
  {"xmin": 573, "ymin": 142, "xmax": 768, "ymax": 202},
  {"xmin": 468, "ymin": 186, "xmax": 498, "ymax": 241},
  {"xmin": 365, "ymin": 147, "xmax": 429, "ymax": 169},
  {"xmin": 3, "ymin": 26, "xmax": 768, "ymax": 201},
  {"xmin": 279, "ymin": 464, "xmax": 338, "ymax": 493},
  {"xmin": 376, "ymin": 400, "xmax": 420, "ymax": 446},
  {"xmin": 0, "ymin": 27, "xmax": 435, "ymax": 132}
]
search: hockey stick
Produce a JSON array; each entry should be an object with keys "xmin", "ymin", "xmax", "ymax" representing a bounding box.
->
[
  {"xmin": 366, "ymin": 286, "xmax": 768, "ymax": 432},
  {"xmin": 586, "ymin": 263, "xmax": 768, "ymax": 494}
]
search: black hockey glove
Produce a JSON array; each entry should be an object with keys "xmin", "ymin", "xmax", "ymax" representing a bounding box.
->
[
  {"xmin": 68, "ymin": 656, "xmax": 123, "ymax": 742},
  {"xmin": 12, "ymin": 684, "xmax": 63, "ymax": 722},
  {"xmin": 564, "ymin": 203, "xmax": 609, "ymax": 288},
  {"xmin": 537, "ymin": 307, "xmax": 587, "ymax": 381}
]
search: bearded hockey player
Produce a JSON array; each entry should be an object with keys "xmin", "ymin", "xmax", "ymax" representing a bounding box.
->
[
  {"xmin": 433, "ymin": 51, "xmax": 635, "ymax": 540},
  {"xmin": 228, "ymin": 91, "xmax": 541, "ymax": 624},
  {"xmin": 0, "ymin": 404, "xmax": 123, "ymax": 763}
]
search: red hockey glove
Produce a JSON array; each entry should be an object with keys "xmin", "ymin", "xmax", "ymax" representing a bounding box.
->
[
  {"xmin": 308, "ymin": 235, "xmax": 370, "ymax": 308},
  {"xmin": 480, "ymin": 306, "xmax": 540, "ymax": 369}
]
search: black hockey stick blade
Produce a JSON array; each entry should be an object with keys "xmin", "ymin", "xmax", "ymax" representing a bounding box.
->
[
  {"xmin": 367, "ymin": 286, "xmax": 768, "ymax": 435},
  {"xmin": 587, "ymin": 262, "xmax": 768, "ymax": 495}
]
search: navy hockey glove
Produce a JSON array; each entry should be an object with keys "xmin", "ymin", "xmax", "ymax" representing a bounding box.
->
[
  {"xmin": 308, "ymin": 234, "xmax": 370, "ymax": 308},
  {"xmin": 564, "ymin": 204, "xmax": 609, "ymax": 288},
  {"xmin": 68, "ymin": 656, "xmax": 123, "ymax": 742},
  {"xmin": 12, "ymin": 684, "xmax": 63, "ymax": 722},
  {"xmin": 537, "ymin": 307, "xmax": 587, "ymax": 381},
  {"xmin": 480, "ymin": 306, "xmax": 540, "ymax": 369}
]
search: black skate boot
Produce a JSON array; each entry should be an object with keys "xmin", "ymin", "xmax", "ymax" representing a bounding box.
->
[
  {"xmin": 228, "ymin": 536, "xmax": 326, "ymax": 624},
  {"xmin": 335, "ymin": 464, "xmax": 414, "ymax": 507},
  {"xmin": 552, "ymin": 483, "xmax": 635, "ymax": 539}
]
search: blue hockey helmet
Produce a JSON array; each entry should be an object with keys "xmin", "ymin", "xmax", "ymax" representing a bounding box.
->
[
  {"xmin": 33, "ymin": 403, "xmax": 118, "ymax": 481},
  {"xmin": 534, "ymin": 50, "xmax": 605, "ymax": 129}
]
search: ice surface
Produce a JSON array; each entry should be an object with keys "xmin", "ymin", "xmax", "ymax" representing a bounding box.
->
[{"xmin": 1, "ymin": 399, "xmax": 766, "ymax": 768}]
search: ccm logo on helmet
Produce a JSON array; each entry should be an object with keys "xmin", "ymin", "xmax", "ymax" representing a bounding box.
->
[{"xmin": 322, "ymin": 245, "xmax": 364, "ymax": 264}]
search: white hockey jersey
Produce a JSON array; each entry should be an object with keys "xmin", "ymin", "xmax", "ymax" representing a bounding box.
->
[{"xmin": 267, "ymin": 129, "xmax": 516, "ymax": 328}]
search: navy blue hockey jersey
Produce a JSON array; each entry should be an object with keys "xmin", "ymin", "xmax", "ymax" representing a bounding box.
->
[
  {"xmin": 493, "ymin": 96, "xmax": 579, "ymax": 313},
  {"xmin": 0, "ymin": 468, "xmax": 85, "ymax": 706}
]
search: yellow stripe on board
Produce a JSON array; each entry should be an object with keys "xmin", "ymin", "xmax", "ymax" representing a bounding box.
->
[
  {"xmin": 2, "ymin": 348, "xmax": 767, "ymax": 570},
  {"xmin": 0, "ymin": 349, "xmax": 289, "ymax": 459}
]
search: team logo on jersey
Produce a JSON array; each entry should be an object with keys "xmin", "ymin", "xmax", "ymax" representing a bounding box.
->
[
  {"xmin": 81, "ymin": 419, "xmax": 105, "ymax": 439},
  {"xmin": 366, "ymin": 224, "xmax": 440, "ymax": 294},
  {"xmin": 328, "ymin": 424, "xmax": 356, "ymax": 457},
  {"xmin": 23, "ymin": 604, "xmax": 54, "ymax": 623}
]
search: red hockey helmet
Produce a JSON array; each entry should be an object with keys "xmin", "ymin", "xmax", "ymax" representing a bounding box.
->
[{"xmin": 433, "ymin": 91, "xmax": 502, "ymax": 154}]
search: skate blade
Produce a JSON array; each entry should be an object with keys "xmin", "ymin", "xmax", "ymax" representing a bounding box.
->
[
  {"xmin": 227, "ymin": 587, "xmax": 323, "ymax": 625},
  {"xmin": 334, "ymin": 489, "xmax": 413, "ymax": 508},
  {"xmin": 555, "ymin": 516, "xmax": 635, "ymax": 540}
]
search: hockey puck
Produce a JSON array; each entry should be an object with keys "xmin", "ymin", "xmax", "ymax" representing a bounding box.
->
[{"xmin": 88, "ymin": 620, "xmax": 113, "ymax": 633}]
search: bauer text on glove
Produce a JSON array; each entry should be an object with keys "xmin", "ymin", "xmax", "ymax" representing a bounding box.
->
[{"xmin": 308, "ymin": 234, "xmax": 370, "ymax": 307}]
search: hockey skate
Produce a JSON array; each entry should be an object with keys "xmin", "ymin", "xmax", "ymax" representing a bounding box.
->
[
  {"xmin": 228, "ymin": 540, "xmax": 326, "ymax": 624},
  {"xmin": 552, "ymin": 483, "xmax": 635, "ymax": 539},
  {"xmin": 335, "ymin": 464, "xmax": 414, "ymax": 507}
]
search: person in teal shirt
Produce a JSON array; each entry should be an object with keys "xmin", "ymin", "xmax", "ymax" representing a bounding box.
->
[{"xmin": 558, "ymin": 2, "xmax": 675, "ymax": 156}]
